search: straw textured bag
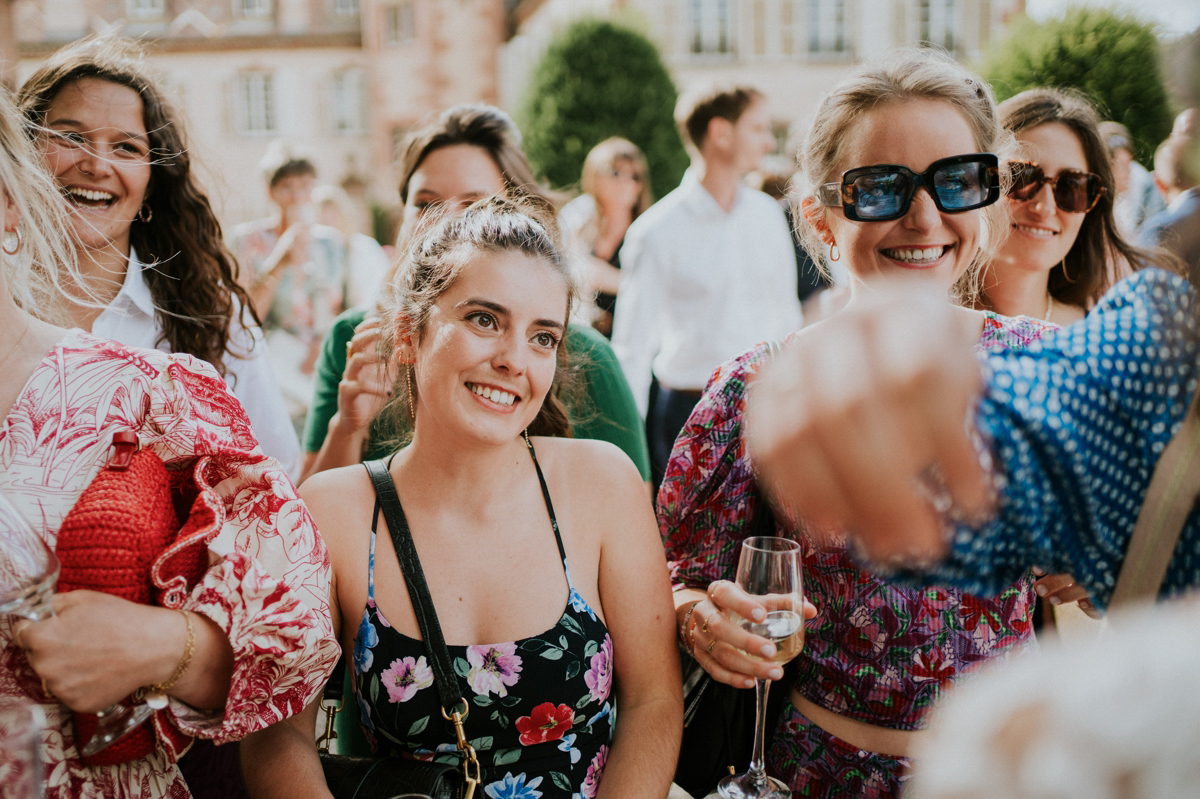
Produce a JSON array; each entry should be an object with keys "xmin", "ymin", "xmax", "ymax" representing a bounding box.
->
[{"xmin": 56, "ymin": 432, "xmax": 216, "ymax": 766}]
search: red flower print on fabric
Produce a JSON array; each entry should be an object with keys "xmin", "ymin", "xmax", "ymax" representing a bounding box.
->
[{"xmin": 515, "ymin": 702, "xmax": 574, "ymax": 746}]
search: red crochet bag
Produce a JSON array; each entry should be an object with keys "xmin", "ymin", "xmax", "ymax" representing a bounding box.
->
[{"xmin": 56, "ymin": 431, "xmax": 219, "ymax": 767}]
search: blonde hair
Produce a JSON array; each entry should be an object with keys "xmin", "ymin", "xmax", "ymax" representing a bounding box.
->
[
  {"xmin": 792, "ymin": 49, "xmax": 1013, "ymax": 303},
  {"xmin": 580, "ymin": 137, "xmax": 653, "ymax": 217},
  {"xmin": 1, "ymin": 88, "xmax": 81, "ymax": 324}
]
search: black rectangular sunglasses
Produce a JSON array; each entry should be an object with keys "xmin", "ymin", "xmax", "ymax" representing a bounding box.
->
[{"xmin": 817, "ymin": 153, "xmax": 1001, "ymax": 221}]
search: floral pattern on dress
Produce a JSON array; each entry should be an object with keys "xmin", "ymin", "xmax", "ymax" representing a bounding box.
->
[
  {"xmin": 381, "ymin": 656, "xmax": 433, "ymax": 703},
  {"xmin": 0, "ymin": 331, "xmax": 339, "ymax": 799},
  {"xmin": 485, "ymin": 772, "xmax": 544, "ymax": 799},
  {"xmin": 351, "ymin": 444, "xmax": 613, "ymax": 796},
  {"xmin": 659, "ymin": 311, "xmax": 1054, "ymax": 799},
  {"xmin": 467, "ymin": 643, "xmax": 523, "ymax": 697}
]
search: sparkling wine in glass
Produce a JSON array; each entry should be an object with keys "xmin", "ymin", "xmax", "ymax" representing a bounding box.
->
[
  {"xmin": 0, "ymin": 491, "xmax": 154, "ymax": 757},
  {"xmin": 718, "ymin": 536, "xmax": 804, "ymax": 799}
]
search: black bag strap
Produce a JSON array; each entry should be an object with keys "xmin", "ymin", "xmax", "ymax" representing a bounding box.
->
[{"xmin": 363, "ymin": 458, "xmax": 463, "ymax": 713}]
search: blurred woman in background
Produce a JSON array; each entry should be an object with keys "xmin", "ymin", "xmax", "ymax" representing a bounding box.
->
[
  {"xmin": 560, "ymin": 137, "xmax": 653, "ymax": 336},
  {"xmin": 301, "ymin": 105, "xmax": 650, "ymax": 485},
  {"xmin": 977, "ymin": 89, "xmax": 1173, "ymax": 323}
]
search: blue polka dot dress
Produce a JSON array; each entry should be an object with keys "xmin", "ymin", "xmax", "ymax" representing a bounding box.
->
[{"xmin": 902, "ymin": 269, "xmax": 1200, "ymax": 609}]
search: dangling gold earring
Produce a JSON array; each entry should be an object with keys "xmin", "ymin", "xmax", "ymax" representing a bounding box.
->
[
  {"xmin": 829, "ymin": 242, "xmax": 841, "ymax": 262},
  {"xmin": 1, "ymin": 226, "xmax": 22, "ymax": 256},
  {"xmin": 404, "ymin": 362, "xmax": 415, "ymax": 424},
  {"xmin": 522, "ymin": 428, "xmax": 532, "ymax": 449},
  {"xmin": 137, "ymin": 203, "xmax": 153, "ymax": 223}
]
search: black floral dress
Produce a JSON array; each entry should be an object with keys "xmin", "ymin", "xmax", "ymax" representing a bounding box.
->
[{"xmin": 351, "ymin": 442, "xmax": 615, "ymax": 798}]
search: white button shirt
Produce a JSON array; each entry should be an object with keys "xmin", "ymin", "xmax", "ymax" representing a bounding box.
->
[
  {"xmin": 612, "ymin": 170, "xmax": 803, "ymax": 416},
  {"xmin": 91, "ymin": 249, "xmax": 302, "ymax": 479}
]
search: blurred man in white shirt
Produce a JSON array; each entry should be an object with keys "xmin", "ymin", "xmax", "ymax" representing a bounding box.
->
[{"xmin": 612, "ymin": 84, "xmax": 802, "ymax": 485}]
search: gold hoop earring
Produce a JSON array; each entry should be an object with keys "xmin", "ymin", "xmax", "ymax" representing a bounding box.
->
[
  {"xmin": 1059, "ymin": 258, "xmax": 1076, "ymax": 284},
  {"xmin": 137, "ymin": 203, "xmax": 153, "ymax": 223},
  {"xmin": 829, "ymin": 242, "xmax": 840, "ymax": 262},
  {"xmin": 2, "ymin": 226, "xmax": 22, "ymax": 256},
  {"xmin": 404, "ymin": 362, "xmax": 415, "ymax": 424}
]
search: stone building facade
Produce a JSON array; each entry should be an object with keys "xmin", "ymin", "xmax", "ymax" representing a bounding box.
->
[{"xmin": 11, "ymin": 0, "xmax": 1023, "ymax": 230}]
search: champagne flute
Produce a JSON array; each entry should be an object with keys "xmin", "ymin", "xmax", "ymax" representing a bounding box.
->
[
  {"xmin": 0, "ymin": 491, "xmax": 154, "ymax": 756},
  {"xmin": 0, "ymin": 701, "xmax": 44, "ymax": 799},
  {"xmin": 718, "ymin": 536, "xmax": 804, "ymax": 799}
]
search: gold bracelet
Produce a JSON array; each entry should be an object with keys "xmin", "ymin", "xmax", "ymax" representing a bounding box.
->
[
  {"xmin": 143, "ymin": 609, "xmax": 195, "ymax": 710},
  {"xmin": 677, "ymin": 601, "xmax": 700, "ymax": 653}
]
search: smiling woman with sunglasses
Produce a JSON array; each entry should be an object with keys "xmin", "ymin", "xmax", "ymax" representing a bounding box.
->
[
  {"xmin": 661, "ymin": 51, "xmax": 1054, "ymax": 799},
  {"xmin": 979, "ymin": 88, "xmax": 1175, "ymax": 323}
]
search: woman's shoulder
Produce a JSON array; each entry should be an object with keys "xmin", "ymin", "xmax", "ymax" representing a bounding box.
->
[
  {"xmin": 531, "ymin": 436, "xmax": 642, "ymax": 491},
  {"xmin": 297, "ymin": 462, "xmax": 376, "ymax": 541},
  {"xmin": 300, "ymin": 460, "xmax": 373, "ymax": 502},
  {"xmin": 57, "ymin": 330, "xmax": 223, "ymax": 384}
]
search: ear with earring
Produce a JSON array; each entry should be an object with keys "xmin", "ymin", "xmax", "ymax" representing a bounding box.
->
[
  {"xmin": 395, "ymin": 321, "xmax": 417, "ymax": 425},
  {"xmin": 800, "ymin": 196, "xmax": 838, "ymax": 263},
  {"xmin": 403, "ymin": 360, "xmax": 415, "ymax": 424},
  {"xmin": 2, "ymin": 225, "xmax": 23, "ymax": 256}
]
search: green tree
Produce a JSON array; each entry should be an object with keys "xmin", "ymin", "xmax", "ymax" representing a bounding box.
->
[
  {"xmin": 518, "ymin": 18, "xmax": 688, "ymax": 201},
  {"xmin": 980, "ymin": 8, "xmax": 1173, "ymax": 166}
]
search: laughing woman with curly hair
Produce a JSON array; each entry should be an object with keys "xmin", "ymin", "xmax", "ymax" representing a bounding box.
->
[{"xmin": 17, "ymin": 35, "xmax": 301, "ymax": 477}]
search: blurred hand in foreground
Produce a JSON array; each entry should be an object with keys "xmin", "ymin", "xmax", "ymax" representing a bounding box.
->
[{"xmin": 745, "ymin": 280, "xmax": 993, "ymax": 565}]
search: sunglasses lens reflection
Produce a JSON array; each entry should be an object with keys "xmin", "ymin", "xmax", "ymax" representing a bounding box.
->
[
  {"xmin": 853, "ymin": 173, "xmax": 907, "ymax": 219},
  {"xmin": 933, "ymin": 162, "xmax": 988, "ymax": 209}
]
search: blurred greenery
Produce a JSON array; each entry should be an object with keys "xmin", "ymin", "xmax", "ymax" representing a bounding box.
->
[
  {"xmin": 518, "ymin": 18, "xmax": 688, "ymax": 201},
  {"xmin": 979, "ymin": 7, "xmax": 1174, "ymax": 167}
]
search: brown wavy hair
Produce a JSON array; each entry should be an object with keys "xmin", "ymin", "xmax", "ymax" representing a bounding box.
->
[
  {"xmin": 998, "ymin": 88, "xmax": 1181, "ymax": 309},
  {"xmin": 18, "ymin": 35, "xmax": 255, "ymax": 377}
]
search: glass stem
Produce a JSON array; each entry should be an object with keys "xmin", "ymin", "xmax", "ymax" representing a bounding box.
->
[{"xmin": 749, "ymin": 677, "xmax": 770, "ymax": 783}]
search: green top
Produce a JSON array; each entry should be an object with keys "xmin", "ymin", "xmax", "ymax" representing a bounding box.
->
[{"xmin": 303, "ymin": 307, "xmax": 650, "ymax": 480}]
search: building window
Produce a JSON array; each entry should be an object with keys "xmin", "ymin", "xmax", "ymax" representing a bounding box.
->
[
  {"xmin": 384, "ymin": 0, "xmax": 416, "ymax": 45},
  {"xmin": 235, "ymin": 0, "xmax": 271, "ymax": 18},
  {"xmin": 332, "ymin": 69, "xmax": 367, "ymax": 134},
  {"xmin": 690, "ymin": 0, "xmax": 735, "ymax": 55},
  {"xmin": 126, "ymin": 0, "xmax": 165, "ymax": 18},
  {"xmin": 332, "ymin": 0, "xmax": 357, "ymax": 16},
  {"xmin": 780, "ymin": 0, "xmax": 798, "ymax": 56},
  {"xmin": 807, "ymin": 0, "xmax": 845, "ymax": 54},
  {"xmin": 919, "ymin": 0, "xmax": 957, "ymax": 51},
  {"xmin": 236, "ymin": 72, "xmax": 275, "ymax": 135}
]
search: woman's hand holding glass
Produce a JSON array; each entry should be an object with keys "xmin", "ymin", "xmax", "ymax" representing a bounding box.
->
[{"xmin": 687, "ymin": 579, "xmax": 815, "ymax": 689}]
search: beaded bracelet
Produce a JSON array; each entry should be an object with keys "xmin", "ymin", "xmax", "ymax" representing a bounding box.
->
[
  {"xmin": 142, "ymin": 609, "xmax": 195, "ymax": 710},
  {"xmin": 677, "ymin": 601, "xmax": 700, "ymax": 654}
]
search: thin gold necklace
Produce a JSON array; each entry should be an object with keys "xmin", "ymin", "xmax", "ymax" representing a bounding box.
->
[{"xmin": 0, "ymin": 321, "xmax": 30, "ymax": 369}]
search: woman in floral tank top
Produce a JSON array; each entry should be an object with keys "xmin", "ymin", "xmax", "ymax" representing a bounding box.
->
[{"xmin": 243, "ymin": 198, "xmax": 681, "ymax": 798}]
